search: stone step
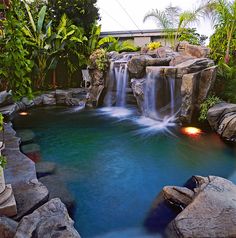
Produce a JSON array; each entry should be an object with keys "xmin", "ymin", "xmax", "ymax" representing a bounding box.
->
[
  {"xmin": 39, "ymin": 175, "xmax": 75, "ymax": 217},
  {"xmin": 21, "ymin": 143, "xmax": 41, "ymax": 162},
  {"xmin": 12, "ymin": 179, "xmax": 49, "ymax": 221},
  {"xmin": 35, "ymin": 162, "xmax": 56, "ymax": 178},
  {"xmin": 16, "ymin": 129, "xmax": 35, "ymax": 144}
]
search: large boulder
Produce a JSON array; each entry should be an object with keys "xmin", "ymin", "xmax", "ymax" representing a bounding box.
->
[
  {"xmin": 127, "ymin": 55, "xmax": 171, "ymax": 79},
  {"xmin": 55, "ymin": 90, "xmax": 71, "ymax": 105},
  {"xmin": 207, "ymin": 102, "xmax": 236, "ymax": 142},
  {"xmin": 176, "ymin": 58, "xmax": 214, "ymax": 77},
  {"xmin": 39, "ymin": 175, "xmax": 75, "ymax": 216},
  {"xmin": 127, "ymin": 55, "xmax": 152, "ymax": 78},
  {"xmin": 177, "ymin": 41, "xmax": 210, "ymax": 58},
  {"xmin": 169, "ymin": 54, "xmax": 195, "ymax": 66},
  {"xmin": 156, "ymin": 46, "xmax": 178, "ymax": 58},
  {"xmin": 144, "ymin": 186, "xmax": 193, "ymax": 233},
  {"xmin": 180, "ymin": 66, "xmax": 217, "ymax": 123},
  {"xmin": 0, "ymin": 216, "xmax": 18, "ymax": 238},
  {"xmin": 21, "ymin": 97, "xmax": 34, "ymax": 108},
  {"xmin": 0, "ymin": 91, "xmax": 13, "ymax": 107},
  {"xmin": 42, "ymin": 93, "xmax": 56, "ymax": 105},
  {"xmin": 165, "ymin": 176, "xmax": 236, "ymax": 237},
  {"xmin": 12, "ymin": 179, "xmax": 49, "ymax": 221},
  {"xmin": 14, "ymin": 198, "xmax": 81, "ymax": 238}
]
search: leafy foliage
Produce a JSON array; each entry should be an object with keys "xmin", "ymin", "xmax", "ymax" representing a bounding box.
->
[
  {"xmin": 209, "ymin": 25, "xmax": 236, "ymax": 63},
  {"xmin": 216, "ymin": 62, "xmax": 236, "ymax": 103},
  {"xmin": 204, "ymin": 0, "xmax": 236, "ymax": 63},
  {"xmin": 147, "ymin": 41, "xmax": 161, "ymax": 50},
  {"xmin": 0, "ymin": 0, "xmax": 33, "ymax": 99},
  {"xmin": 0, "ymin": 113, "xmax": 3, "ymax": 131},
  {"xmin": 98, "ymin": 36, "xmax": 139, "ymax": 53},
  {"xmin": 143, "ymin": 4, "xmax": 202, "ymax": 46},
  {"xmin": 199, "ymin": 95, "xmax": 221, "ymax": 121},
  {"xmin": 89, "ymin": 49, "xmax": 109, "ymax": 71},
  {"xmin": 178, "ymin": 28, "xmax": 208, "ymax": 45},
  {"xmin": 47, "ymin": 0, "xmax": 100, "ymax": 36},
  {"xmin": 0, "ymin": 155, "xmax": 7, "ymax": 169},
  {"xmin": 23, "ymin": 1, "xmax": 87, "ymax": 88}
]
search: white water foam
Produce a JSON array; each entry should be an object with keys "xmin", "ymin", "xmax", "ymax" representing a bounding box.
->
[
  {"xmin": 98, "ymin": 107, "xmax": 133, "ymax": 118},
  {"xmin": 133, "ymin": 115, "xmax": 177, "ymax": 137}
]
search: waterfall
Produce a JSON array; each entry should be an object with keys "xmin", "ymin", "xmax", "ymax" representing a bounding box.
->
[
  {"xmin": 105, "ymin": 62, "xmax": 128, "ymax": 108},
  {"xmin": 104, "ymin": 62, "xmax": 115, "ymax": 107},
  {"xmin": 141, "ymin": 69, "xmax": 177, "ymax": 121},
  {"xmin": 143, "ymin": 73, "xmax": 158, "ymax": 120},
  {"xmin": 168, "ymin": 77, "xmax": 175, "ymax": 116},
  {"xmin": 115, "ymin": 64, "xmax": 128, "ymax": 107}
]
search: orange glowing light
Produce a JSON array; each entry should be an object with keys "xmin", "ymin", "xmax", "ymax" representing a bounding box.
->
[
  {"xmin": 181, "ymin": 127, "xmax": 202, "ymax": 136},
  {"xmin": 19, "ymin": 112, "xmax": 28, "ymax": 116}
]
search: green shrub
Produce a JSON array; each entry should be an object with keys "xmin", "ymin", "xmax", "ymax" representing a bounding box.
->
[
  {"xmin": 216, "ymin": 62, "xmax": 236, "ymax": 103},
  {"xmin": 89, "ymin": 49, "xmax": 109, "ymax": 71},
  {"xmin": 178, "ymin": 28, "xmax": 207, "ymax": 45},
  {"xmin": 199, "ymin": 95, "xmax": 222, "ymax": 121}
]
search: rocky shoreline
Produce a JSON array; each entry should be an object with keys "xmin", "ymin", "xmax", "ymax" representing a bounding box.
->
[
  {"xmin": 0, "ymin": 89, "xmax": 86, "ymax": 237},
  {"xmin": 1, "ymin": 123, "xmax": 81, "ymax": 237}
]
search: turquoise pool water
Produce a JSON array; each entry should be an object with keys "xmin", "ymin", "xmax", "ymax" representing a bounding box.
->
[{"xmin": 13, "ymin": 106, "xmax": 236, "ymax": 237}]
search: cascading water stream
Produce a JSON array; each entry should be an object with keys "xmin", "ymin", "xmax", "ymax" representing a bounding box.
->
[
  {"xmin": 103, "ymin": 56, "xmax": 178, "ymax": 134},
  {"xmin": 115, "ymin": 64, "xmax": 128, "ymax": 107},
  {"xmin": 143, "ymin": 72, "xmax": 158, "ymax": 120},
  {"xmin": 168, "ymin": 77, "xmax": 175, "ymax": 116},
  {"xmin": 102, "ymin": 61, "xmax": 131, "ymax": 118}
]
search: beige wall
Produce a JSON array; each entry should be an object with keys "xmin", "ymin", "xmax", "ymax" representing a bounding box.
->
[{"xmin": 134, "ymin": 36, "xmax": 151, "ymax": 47}]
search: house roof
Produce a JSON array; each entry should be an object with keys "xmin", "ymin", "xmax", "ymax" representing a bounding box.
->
[{"xmin": 100, "ymin": 29, "xmax": 171, "ymax": 38}]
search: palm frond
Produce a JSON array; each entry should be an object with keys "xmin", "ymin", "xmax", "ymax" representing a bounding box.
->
[{"xmin": 143, "ymin": 9, "xmax": 172, "ymax": 29}]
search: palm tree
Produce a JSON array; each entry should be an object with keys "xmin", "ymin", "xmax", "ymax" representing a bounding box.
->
[
  {"xmin": 200, "ymin": 0, "xmax": 236, "ymax": 63},
  {"xmin": 143, "ymin": 4, "xmax": 201, "ymax": 46},
  {"xmin": 143, "ymin": 5, "xmax": 180, "ymax": 45}
]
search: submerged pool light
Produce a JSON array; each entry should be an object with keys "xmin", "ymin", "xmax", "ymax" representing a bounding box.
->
[
  {"xmin": 19, "ymin": 111, "xmax": 28, "ymax": 116},
  {"xmin": 181, "ymin": 126, "xmax": 202, "ymax": 137}
]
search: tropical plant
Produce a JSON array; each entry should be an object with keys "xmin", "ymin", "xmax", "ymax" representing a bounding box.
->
[
  {"xmin": 199, "ymin": 95, "xmax": 221, "ymax": 121},
  {"xmin": 23, "ymin": 1, "xmax": 87, "ymax": 88},
  {"xmin": 0, "ymin": 0, "xmax": 33, "ymax": 99},
  {"xmin": 143, "ymin": 4, "xmax": 201, "ymax": 46},
  {"xmin": 178, "ymin": 28, "xmax": 208, "ymax": 45},
  {"xmin": 147, "ymin": 41, "xmax": 161, "ymax": 50},
  {"xmin": 87, "ymin": 24, "xmax": 101, "ymax": 55},
  {"xmin": 47, "ymin": 0, "xmax": 100, "ymax": 36},
  {"xmin": 202, "ymin": 0, "xmax": 236, "ymax": 63},
  {"xmin": 143, "ymin": 5, "xmax": 180, "ymax": 46},
  {"xmin": 23, "ymin": 2, "xmax": 54, "ymax": 88},
  {"xmin": 216, "ymin": 62, "xmax": 236, "ymax": 103},
  {"xmin": 98, "ymin": 36, "xmax": 139, "ymax": 52}
]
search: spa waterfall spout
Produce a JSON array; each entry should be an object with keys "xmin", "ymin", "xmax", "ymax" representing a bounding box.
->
[
  {"xmin": 132, "ymin": 68, "xmax": 179, "ymax": 121},
  {"xmin": 105, "ymin": 62, "xmax": 129, "ymax": 107}
]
